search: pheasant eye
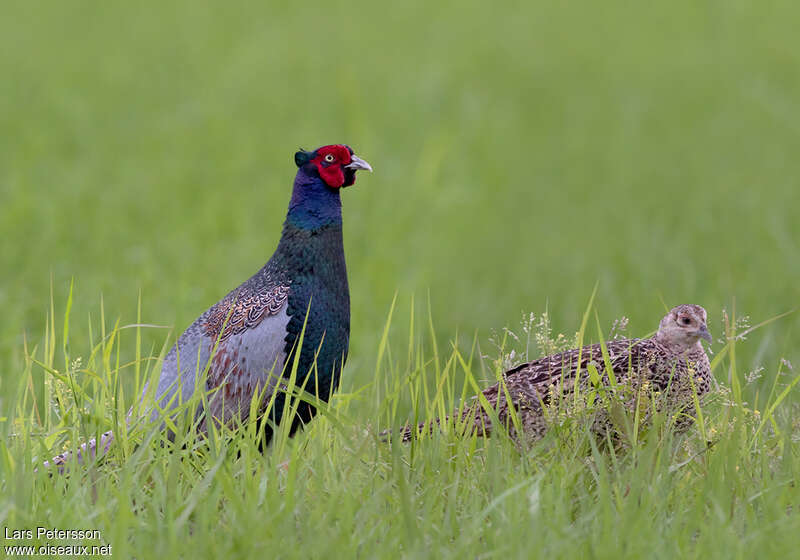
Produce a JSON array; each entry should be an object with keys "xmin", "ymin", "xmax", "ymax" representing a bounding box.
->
[
  {"xmin": 680, "ymin": 317, "xmax": 692, "ymax": 325},
  {"xmin": 324, "ymin": 154, "xmax": 335, "ymax": 163}
]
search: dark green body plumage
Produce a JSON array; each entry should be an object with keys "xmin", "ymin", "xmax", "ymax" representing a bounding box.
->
[
  {"xmin": 216, "ymin": 157, "xmax": 353, "ymax": 444},
  {"xmin": 265, "ymin": 218, "xmax": 350, "ymax": 442}
]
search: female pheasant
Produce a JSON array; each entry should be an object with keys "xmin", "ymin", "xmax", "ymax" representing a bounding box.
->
[
  {"xmin": 45, "ymin": 144, "xmax": 372, "ymax": 470},
  {"xmin": 400, "ymin": 305, "xmax": 712, "ymax": 443}
]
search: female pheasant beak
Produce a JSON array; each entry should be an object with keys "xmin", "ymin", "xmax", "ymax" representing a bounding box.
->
[
  {"xmin": 696, "ymin": 325, "xmax": 712, "ymax": 343},
  {"xmin": 345, "ymin": 155, "xmax": 373, "ymax": 172}
]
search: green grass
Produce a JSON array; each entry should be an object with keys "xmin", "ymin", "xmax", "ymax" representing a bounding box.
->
[
  {"xmin": 2, "ymin": 295, "xmax": 799, "ymax": 558},
  {"xmin": 2, "ymin": 0, "xmax": 800, "ymax": 557}
]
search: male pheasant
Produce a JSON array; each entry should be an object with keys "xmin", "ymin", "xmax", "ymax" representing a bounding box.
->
[
  {"xmin": 44, "ymin": 144, "xmax": 372, "ymax": 470},
  {"xmin": 399, "ymin": 305, "xmax": 712, "ymax": 443}
]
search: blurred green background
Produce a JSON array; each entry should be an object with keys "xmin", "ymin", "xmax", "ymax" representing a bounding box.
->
[{"xmin": 1, "ymin": 0, "xmax": 798, "ymax": 396}]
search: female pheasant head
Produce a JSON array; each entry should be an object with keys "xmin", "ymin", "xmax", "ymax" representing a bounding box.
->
[{"xmin": 655, "ymin": 304, "xmax": 712, "ymax": 353}]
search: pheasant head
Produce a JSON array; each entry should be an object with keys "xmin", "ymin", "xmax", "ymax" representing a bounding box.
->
[
  {"xmin": 287, "ymin": 144, "xmax": 372, "ymax": 229},
  {"xmin": 655, "ymin": 304, "xmax": 712, "ymax": 353},
  {"xmin": 294, "ymin": 144, "xmax": 372, "ymax": 189}
]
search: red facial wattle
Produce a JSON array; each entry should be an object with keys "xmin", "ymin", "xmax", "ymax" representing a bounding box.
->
[{"xmin": 311, "ymin": 145, "xmax": 353, "ymax": 189}]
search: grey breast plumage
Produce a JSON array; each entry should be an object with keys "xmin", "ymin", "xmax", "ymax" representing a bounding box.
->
[{"xmin": 149, "ymin": 282, "xmax": 291, "ymax": 431}]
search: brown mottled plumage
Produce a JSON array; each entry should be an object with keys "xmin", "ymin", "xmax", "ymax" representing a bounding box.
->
[{"xmin": 399, "ymin": 305, "xmax": 712, "ymax": 442}]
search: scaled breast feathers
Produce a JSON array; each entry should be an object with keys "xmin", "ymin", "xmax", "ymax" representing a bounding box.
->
[{"xmin": 203, "ymin": 284, "xmax": 290, "ymax": 342}]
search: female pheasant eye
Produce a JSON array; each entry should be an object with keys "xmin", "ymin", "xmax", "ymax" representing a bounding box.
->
[
  {"xmin": 680, "ymin": 317, "xmax": 692, "ymax": 326},
  {"xmin": 324, "ymin": 154, "xmax": 335, "ymax": 163}
]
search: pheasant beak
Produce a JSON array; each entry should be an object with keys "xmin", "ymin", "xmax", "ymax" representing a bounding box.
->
[
  {"xmin": 696, "ymin": 325, "xmax": 712, "ymax": 343},
  {"xmin": 345, "ymin": 155, "xmax": 373, "ymax": 172}
]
